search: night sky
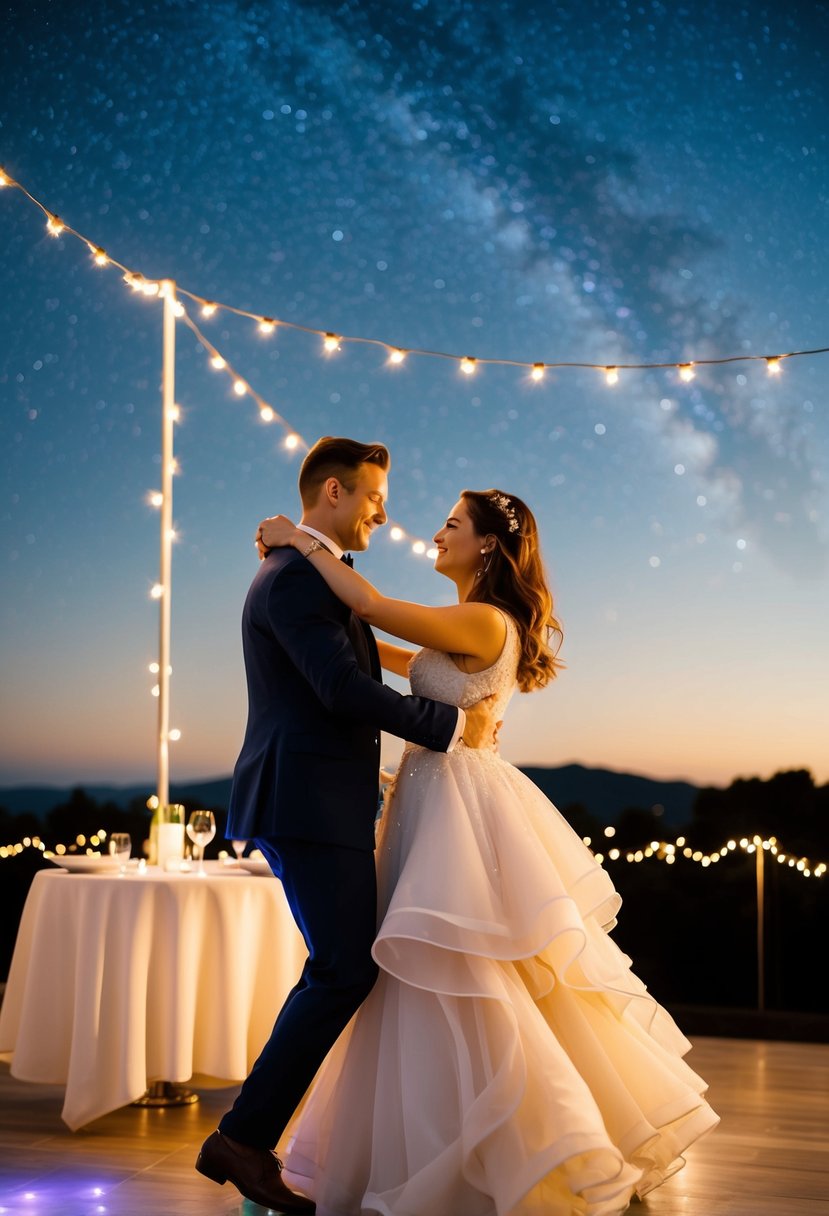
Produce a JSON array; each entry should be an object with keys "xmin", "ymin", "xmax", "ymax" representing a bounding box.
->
[{"xmin": 1, "ymin": 0, "xmax": 827, "ymax": 790}]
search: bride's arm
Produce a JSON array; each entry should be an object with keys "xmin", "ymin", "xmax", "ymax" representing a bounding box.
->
[
  {"xmin": 259, "ymin": 516, "xmax": 505, "ymax": 663},
  {"xmin": 376, "ymin": 639, "xmax": 415, "ymax": 678}
]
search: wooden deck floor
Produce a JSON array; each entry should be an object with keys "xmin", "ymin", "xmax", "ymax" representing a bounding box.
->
[{"xmin": 1, "ymin": 1037, "xmax": 827, "ymax": 1215}]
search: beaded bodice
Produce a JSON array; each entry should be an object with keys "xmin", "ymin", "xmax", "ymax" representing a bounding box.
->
[{"xmin": 408, "ymin": 611, "xmax": 520, "ymax": 724}]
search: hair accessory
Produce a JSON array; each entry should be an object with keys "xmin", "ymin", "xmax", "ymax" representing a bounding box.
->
[{"xmin": 489, "ymin": 492, "xmax": 520, "ymax": 533}]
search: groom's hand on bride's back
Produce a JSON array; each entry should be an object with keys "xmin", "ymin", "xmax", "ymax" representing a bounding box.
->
[{"xmin": 461, "ymin": 694, "xmax": 501, "ymax": 750}]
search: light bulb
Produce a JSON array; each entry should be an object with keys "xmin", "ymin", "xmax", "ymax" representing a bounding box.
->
[
  {"xmin": 388, "ymin": 348, "xmax": 406, "ymax": 364},
  {"xmin": 149, "ymin": 662, "xmax": 160, "ymax": 673},
  {"xmin": 168, "ymin": 404, "xmax": 181, "ymax": 422},
  {"xmin": 210, "ymin": 355, "xmax": 226, "ymax": 370},
  {"xmin": 172, "ymin": 301, "xmax": 185, "ymax": 318},
  {"xmin": 389, "ymin": 526, "xmax": 404, "ymax": 541},
  {"xmin": 323, "ymin": 333, "xmax": 341, "ymax": 352},
  {"xmin": 259, "ymin": 318, "xmax": 276, "ymax": 335},
  {"xmin": 260, "ymin": 406, "xmax": 275, "ymax": 422},
  {"xmin": 202, "ymin": 302, "xmax": 217, "ymax": 317},
  {"xmin": 46, "ymin": 214, "xmax": 65, "ymax": 236},
  {"xmin": 678, "ymin": 363, "xmax": 695, "ymax": 382},
  {"xmin": 0, "ymin": 168, "xmax": 10, "ymax": 186},
  {"xmin": 168, "ymin": 728, "xmax": 182, "ymax": 742},
  {"xmin": 426, "ymin": 547, "xmax": 439, "ymax": 560},
  {"xmin": 605, "ymin": 366, "xmax": 619, "ymax": 385},
  {"xmin": 531, "ymin": 363, "xmax": 545, "ymax": 381},
  {"xmin": 284, "ymin": 433, "xmax": 300, "ymax": 449},
  {"xmin": 148, "ymin": 491, "xmax": 163, "ymax": 508},
  {"xmin": 92, "ymin": 247, "xmax": 109, "ymax": 266},
  {"xmin": 151, "ymin": 583, "xmax": 164, "ymax": 599},
  {"xmin": 233, "ymin": 379, "xmax": 247, "ymax": 395},
  {"xmin": 460, "ymin": 357, "xmax": 476, "ymax": 376},
  {"xmin": 141, "ymin": 280, "xmax": 160, "ymax": 296},
  {"xmin": 412, "ymin": 540, "xmax": 426, "ymax": 554},
  {"xmin": 766, "ymin": 357, "xmax": 781, "ymax": 375},
  {"xmin": 151, "ymin": 685, "xmax": 160, "ymax": 697}
]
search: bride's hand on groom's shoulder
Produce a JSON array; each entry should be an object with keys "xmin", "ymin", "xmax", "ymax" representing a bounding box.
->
[{"xmin": 255, "ymin": 514, "xmax": 298, "ymax": 560}]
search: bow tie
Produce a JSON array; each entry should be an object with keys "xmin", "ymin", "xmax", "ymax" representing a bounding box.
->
[{"xmin": 341, "ymin": 553, "xmax": 354, "ymax": 568}]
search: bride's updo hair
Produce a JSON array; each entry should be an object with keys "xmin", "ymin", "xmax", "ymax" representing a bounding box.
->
[{"xmin": 461, "ymin": 489, "xmax": 563, "ymax": 692}]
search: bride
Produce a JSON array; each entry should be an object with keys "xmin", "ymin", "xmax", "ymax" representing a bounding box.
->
[{"xmin": 258, "ymin": 488, "xmax": 718, "ymax": 1216}]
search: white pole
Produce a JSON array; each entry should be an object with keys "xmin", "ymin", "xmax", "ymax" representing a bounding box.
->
[
  {"xmin": 156, "ymin": 280, "xmax": 176, "ymax": 808},
  {"xmin": 755, "ymin": 843, "xmax": 765, "ymax": 1013}
]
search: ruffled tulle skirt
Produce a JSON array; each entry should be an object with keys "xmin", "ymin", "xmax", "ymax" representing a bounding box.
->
[{"xmin": 281, "ymin": 745, "xmax": 718, "ymax": 1215}]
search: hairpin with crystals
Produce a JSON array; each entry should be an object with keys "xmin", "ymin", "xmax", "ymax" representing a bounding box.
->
[{"xmin": 489, "ymin": 492, "xmax": 520, "ymax": 533}]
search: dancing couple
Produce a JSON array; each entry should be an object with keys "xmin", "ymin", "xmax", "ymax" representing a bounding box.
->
[{"xmin": 196, "ymin": 435, "xmax": 717, "ymax": 1215}]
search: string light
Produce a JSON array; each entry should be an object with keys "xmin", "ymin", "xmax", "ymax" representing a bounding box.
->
[
  {"xmin": 168, "ymin": 728, "xmax": 182, "ymax": 742},
  {"xmin": 412, "ymin": 540, "xmax": 427, "ymax": 554},
  {"xmin": 2, "ymin": 167, "xmax": 825, "ymax": 384},
  {"xmin": 260, "ymin": 406, "xmax": 275, "ymax": 422},
  {"xmin": 390, "ymin": 527, "xmax": 405, "ymax": 541},
  {"xmin": 284, "ymin": 433, "xmax": 300, "ymax": 450},
  {"xmin": 233, "ymin": 378, "xmax": 247, "ymax": 396},
  {"xmin": 148, "ymin": 491, "xmax": 164, "ymax": 508},
  {"xmin": 210, "ymin": 355, "xmax": 226, "ymax": 370},
  {"xmin": 150, "ymin": 583, "xmax": 164, "ymax": 599},
  {"xmin": 605, "ymin": 366, "xmax": 619, "ymax": 386}
]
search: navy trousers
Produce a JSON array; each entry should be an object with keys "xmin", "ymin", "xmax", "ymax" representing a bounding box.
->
[{"xmin": 218, "ymin": 837, "xmax": 379, "ymax": 1149}]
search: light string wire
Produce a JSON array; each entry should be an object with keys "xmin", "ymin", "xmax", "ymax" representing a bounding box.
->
[
  {"xmin": 2, "ymin": 166, "xmax": 828, "ymax": 383},
  {"xmin": 177, "ymin": 303, "xmax": 440, "ymax": 558},
  {"xmin": 0, "ymin": 827, "xmax": 823, "ymax": 877},
  {"xmin": 586, "ymin": 830, "xmax": 825, "ymax": 878}
]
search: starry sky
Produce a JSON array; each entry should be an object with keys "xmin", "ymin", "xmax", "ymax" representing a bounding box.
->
[{"xmin": 1, "ymin": 0, "xmax": 827, "ymax": 790}]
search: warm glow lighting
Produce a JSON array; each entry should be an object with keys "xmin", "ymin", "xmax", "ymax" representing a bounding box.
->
[
  {"xmin": 168, "ymin": 728, "xmax": 182, "ymax": 741},
  {"xmin": 168, "ymin": 459, "xmax": 179, "ymax": 475},
  {"xmin": 260, "ymin": 406, "xmax": 275, "ymax": 422},
  {"xmin": 168, "ymin": 404, "xmax": 181, "ymax": 422},
  {"xmin": 46, "ymin": 214, "xmax": 65, "ymax": 236},
  {"xmin": 531, "ymin": 363, "xmax": 545, "ymax": 381},
  {"xmin": 92, "ymin": 247, "xmax": 109, "ymax": 266},
  {"xmin": 259, "ymin": 318, "xmax": 276, "ymax": 335},
  {"xmin": 210, "ymin": 355, "xmax": 226, "ymax": 370},
  {"xmin": 233, "ymin": 379, "xmax": 247, "ymax": 395},
  {"xmin": 150, "ymin": 583, "xmax": 164, "ymax": 599},
  {"xmin": 284, "ymin": 433, "xmax": 300, "ymax": 450},
  {"xmin": 426, "ymin": 547, "xmax": 439, "ymax": 560},
  {"xmin": 147, "ymin": 795, "xmax": 159, "ymax": 810},
  {"xmin": 148, "ymin": 491, "xmax": 163, "ymax": 507},
  {"xmin": 679, "ymin": 363, "xmax": 695, "ymax": 382},
  {"xmin": 766, "ymin": 357, "xmax": 781, "ymax": 375},
  {"xmin": 605, "ymin": 366, "xmax": 619, "ymax": 385},
  {"xmin": 201, "ymin": 302, "xmax": 217, "ymax": 317},
  {"xmin": 151, "ymin": 684, "xmax": 160, "ymax": 697},
  {"xmin": 604, "ymin": 826, "xmax": 616, "ymax": 838},
  {"xmin": 323, "ymin": 332, "xmax": 341, "ymax": 352},
  {"xmin": 141, "ymin": 280, "xmax": 160, "ymax": 296},
  {"xmin": 149, "ymin": 662, "xmax": 160, "ymax": 673},
  {"xmin": 167, "ymin": 528, "xmax": 178, "ymax": 541},
  {"xmin": 412, "ymin": 540, "xmax": 427, "ymax": 554},
  {"xmin": 388, "ymin": 348, "xmax": 406, "ymax": 364},
  {"xmin": 173, "ymin": 300, "xmax": 185, "ymax": 318},
  {"xmin": 0, "ymin": 168, "xmax": 10, "ymax": 186},
  {"xmin": 460, "ymin": 356, "xmax": 476, "ymax": 375},
  {"xmin": 390, "ymin": 526, "xmax": 404, "ymax": 541}
]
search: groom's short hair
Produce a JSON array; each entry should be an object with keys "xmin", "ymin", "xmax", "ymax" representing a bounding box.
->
[{"xmin": 299, "ymin": 436, "xmax": 390, "ymax": 506}]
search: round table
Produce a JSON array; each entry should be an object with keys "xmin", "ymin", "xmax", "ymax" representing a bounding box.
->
[{"xmin": 0, "ymin": 864, "xmax": 306, "ymax": 1129}]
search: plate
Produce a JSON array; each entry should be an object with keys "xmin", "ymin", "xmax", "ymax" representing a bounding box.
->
[
  {"xmin": 48, "ymin": 854, "xmax": 122, "ymax": 874},
  {"xmin": 238, "ymin": 858, "xmax": 273, "ymax": 876}
]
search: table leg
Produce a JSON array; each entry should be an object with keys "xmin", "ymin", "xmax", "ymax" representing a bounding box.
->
[{"xmin": 131, "ymin": 1080, "xmax": 199, "ymax": 1107}]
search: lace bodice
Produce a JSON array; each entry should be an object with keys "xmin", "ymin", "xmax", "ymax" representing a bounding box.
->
[{"xmin": 408, "ymin": 611, "xmax": 520, "ymax": 725}]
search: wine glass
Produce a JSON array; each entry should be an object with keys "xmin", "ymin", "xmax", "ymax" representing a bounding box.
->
[
  {"xmin": 186, "ymin": 811, "xmax": 216, "ymax": 876},
  {"xmin": 231, "ymin": 838, "xmax": 248, "ymax": 861},
  {"xmin": 109, "ymin": 833, "xmax": 132, "ymax": 875}
]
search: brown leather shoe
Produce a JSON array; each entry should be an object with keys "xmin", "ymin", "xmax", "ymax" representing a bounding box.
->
[{"xmin": 196, "ymin": 1129, "xmax": 315, "ymax": 1213}]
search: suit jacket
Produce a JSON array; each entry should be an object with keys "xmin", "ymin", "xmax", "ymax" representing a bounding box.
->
[{"xmin": 226, "ymin": 547, "xmax": 459, "ymax": 850}]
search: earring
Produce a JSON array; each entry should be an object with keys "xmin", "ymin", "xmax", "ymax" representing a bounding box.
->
[{"xmin": 476, "ymin": 547, "xmax": 492, "ymax": 578}]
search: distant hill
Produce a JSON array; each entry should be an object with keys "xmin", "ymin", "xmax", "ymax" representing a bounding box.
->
[{"xmin": 0, "ymin": 764, "xmax": 705, "ymax": 826}]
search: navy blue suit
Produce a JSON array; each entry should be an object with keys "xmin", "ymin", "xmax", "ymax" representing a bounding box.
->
[{"xmin": 219, "ymin": 546, "xmax": 458, "ymax": 1148}]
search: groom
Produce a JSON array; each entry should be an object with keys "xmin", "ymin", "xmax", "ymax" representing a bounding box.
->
[{"xmin": 196, "ymin": 436, "xmax": 494, "ymax": 1213}]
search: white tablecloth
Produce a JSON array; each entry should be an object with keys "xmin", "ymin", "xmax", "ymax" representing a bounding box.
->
[{"xmin": 0, "ymin": 864, "xmax": 307, "ymax": 1129}]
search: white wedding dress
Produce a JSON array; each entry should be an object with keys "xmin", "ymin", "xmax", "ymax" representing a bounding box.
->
[{"xmin": 281, "ymin": 615, "xmax": 718, "ymax": 1215}]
